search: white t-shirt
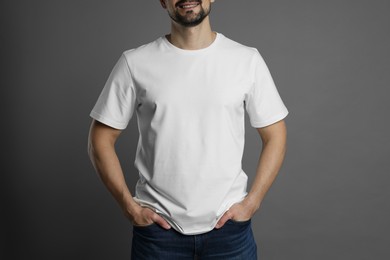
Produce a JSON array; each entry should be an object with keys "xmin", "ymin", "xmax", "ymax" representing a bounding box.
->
[{"xmin": 90, "ymin": 32, "xmax": 288, "ymax": 235}]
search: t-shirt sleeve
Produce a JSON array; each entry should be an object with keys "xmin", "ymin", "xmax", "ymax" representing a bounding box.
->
[
  {"xmin": 244, "ymin": 49, "xmax": 288, "ymax": 128},
  {"xmin": 90, "ymin": 53, "xmax": 137, "ymax": 130}
]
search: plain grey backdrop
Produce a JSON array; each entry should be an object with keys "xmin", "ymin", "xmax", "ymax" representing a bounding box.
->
[{"xmin": 2, "ymin": 0, "xmax": 389, "ymax": 259}]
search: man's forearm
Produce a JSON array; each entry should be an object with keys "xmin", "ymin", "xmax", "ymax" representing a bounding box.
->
[
  {"xmin": 246, "ymin": 141, "xmax": 286, "ymax": 210},
  {"xmin": 246, "ymin": 123, "xmax": 287, "ymax": 210},
  {"xmin": 215, "ymin": 121, "xmax": 287, "ymax": 228},
  {"xmin": 88, "ymin": 127, "xmax": 139, "ymax": 216},
  {"xmin": 87, "ymin": 121, "xmax": 171, "ymax": 229},
  {"xmin": 90, "ymin": 150, "xmax": 133, "ymax": 208}
]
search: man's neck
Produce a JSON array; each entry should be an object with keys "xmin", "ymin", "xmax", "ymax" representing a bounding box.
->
[{"xmin": 167, "ymin": 17, "xmax": 216, "ymax": 50}]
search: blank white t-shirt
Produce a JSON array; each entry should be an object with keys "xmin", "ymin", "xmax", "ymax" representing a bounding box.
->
[{"xmin": 90, "ymin": 32, "xmax": 288, "ymax": 235}]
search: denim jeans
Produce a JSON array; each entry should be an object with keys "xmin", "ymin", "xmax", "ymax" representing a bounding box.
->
[{"xmin": 131, "ymin": 219, "xmax": 258, "ymax": 259}]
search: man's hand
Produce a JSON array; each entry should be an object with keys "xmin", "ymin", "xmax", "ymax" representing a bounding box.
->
[
  {"xmin": 215, "ymin": 197, "xmax": 259, "ymax": 229},
  {"xmin": 125, "ymin": 203, "xmax": 171, "ymax": 229}
]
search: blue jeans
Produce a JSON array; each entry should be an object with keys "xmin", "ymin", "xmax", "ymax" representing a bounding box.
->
[{"xmin": 131, "ymin": 219, "xmax": 258, "ymax": 259}]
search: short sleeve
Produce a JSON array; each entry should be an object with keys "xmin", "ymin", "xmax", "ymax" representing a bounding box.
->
[
  {"xmin": 244, "ymin": 49, "xmax": 288, "ymax": 128},
  {"xmin": 90, "ymin": 53, "xmax": 137, "ymax": 130}
]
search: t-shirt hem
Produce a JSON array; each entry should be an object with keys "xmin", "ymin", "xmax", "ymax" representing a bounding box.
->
[
  {"xmin": 133, "ymin": 194, "xmax": 248, "ymax": 235},
  {"xmin": 250, "ymin": 110, "xmax": 289, "ymax": 128},
  {"xmin": 90, "ymin": 111, "xmax": 127, "ymax": 130},
  {"xmin": 175, "ymin": 194, "xmax": 248, "ymax": 235}
]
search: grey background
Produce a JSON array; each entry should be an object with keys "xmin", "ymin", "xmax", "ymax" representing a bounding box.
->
[{"xmin": 2, "ymin": 0, "xmax": 389, "ymax": 259}]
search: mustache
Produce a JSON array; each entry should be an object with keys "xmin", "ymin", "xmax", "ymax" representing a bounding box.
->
[{"xmin": 176, "ymin": 0, "xmax": 202, "ymax": 7}]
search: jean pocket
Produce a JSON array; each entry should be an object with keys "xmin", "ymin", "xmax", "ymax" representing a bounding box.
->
[
  {"xmin": 132, "ymin": 222, "xmax": 157, "ymax": 229},
  {"xmin": 227, "ymin": 218, "xmax": 251, "ymax": 225}
]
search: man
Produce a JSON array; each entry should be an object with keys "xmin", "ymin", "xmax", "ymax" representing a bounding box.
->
[{"xmin": 88, "ymin": 0, "xmax": 288, "ymax": 259}]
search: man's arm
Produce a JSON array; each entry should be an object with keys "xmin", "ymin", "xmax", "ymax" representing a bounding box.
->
[
  {"xmin": 87, "ymin": 119, "xmax": 171, "ymax": 229},
  {"xmin": 216, "ymin": 119, "xmax": 287, "ymax": 228}
]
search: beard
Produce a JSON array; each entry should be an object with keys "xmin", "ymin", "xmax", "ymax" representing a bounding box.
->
[{"xmin": 168, "ymin": 0, "xmax": 211, "ymax": 27}]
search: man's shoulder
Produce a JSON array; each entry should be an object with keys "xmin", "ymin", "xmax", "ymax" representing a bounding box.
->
[
  {"xmin": 122, "ymin": 36, "xmax": 163, "ymax": 60},
  {"xmin": 218, "ymin": 33, "xmax": 259, "ymax": 57}
]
